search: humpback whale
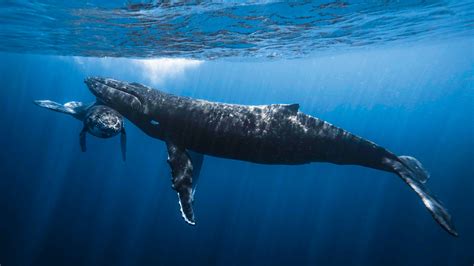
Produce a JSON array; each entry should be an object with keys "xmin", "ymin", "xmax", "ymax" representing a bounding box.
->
[
  {"xmin": 34, "ymin": 100, "xmax": 127, "ymax": 160},
  {"xmin": 84, "ymin": 77, "xmax": 457, "ymax": 236}
]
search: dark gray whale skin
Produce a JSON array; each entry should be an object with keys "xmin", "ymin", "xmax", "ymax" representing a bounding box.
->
[{"xmin": 85, "ymin": 77, "xmax": 457, "ymax": 236}]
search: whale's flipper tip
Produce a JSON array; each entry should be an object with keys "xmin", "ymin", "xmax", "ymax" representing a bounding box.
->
[
  {"xmin": 178, "ymin": 189, "xmax": 196, "ymax": 226},
  {"xmin": 388, "ymin": 156, "xmax": 458, "ymax": 237},
  {"xmin": 166, "ymin": 142, "xmax": 199, "ymax": 226}
]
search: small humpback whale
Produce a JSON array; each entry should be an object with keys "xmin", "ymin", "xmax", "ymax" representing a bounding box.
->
[
  {"xmin": 84, "ymin": 77, "xmax": 457, "ymax": 236},
  {"xmin": 34, "ymin": 100, "xmax": 127, "ymax": 160}
]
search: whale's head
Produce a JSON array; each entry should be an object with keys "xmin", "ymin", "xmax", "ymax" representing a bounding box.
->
[
  {"xmin": 85, "ymin": 105, "xmax": 123, "ymax": 138},
  {"xmin": 85, "ymin": 77, "xmax": 164, "ymax": 137},
  {"xmin": 85, "ymin": 77, "xmax": 146, "ymax": 115}
]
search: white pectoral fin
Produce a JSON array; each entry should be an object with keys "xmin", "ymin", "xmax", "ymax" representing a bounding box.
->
[
  {"xmin": 34, "ymin": 100, "xmax": 76, "ymax": 115},
  {"xmin": 166, "ymin": 141, "xmax": 202, "ymax": 225},
  {"xmin": 177, "ymin": 187, "xmax": 196, "ymax": 225}
]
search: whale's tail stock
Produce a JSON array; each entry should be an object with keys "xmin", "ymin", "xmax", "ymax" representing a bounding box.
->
[{"xmin": 385, "ymin": 155, "xmax": 458, "ymax": 236}]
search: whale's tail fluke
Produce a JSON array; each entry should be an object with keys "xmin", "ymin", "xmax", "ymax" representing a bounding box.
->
[{"xmin": 386, "ymin": 155, "xmax": 458, "ymax": 236}]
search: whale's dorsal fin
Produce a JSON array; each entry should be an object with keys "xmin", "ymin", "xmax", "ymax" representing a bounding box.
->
[
  {"xmin": 166, "ymin": 141, "xmax": 204, "ymax": 225},
  {"xmin": 270, "ymin": 103, "xmax": 299, "ymax": 115},
  {"xmin": 284, "ymin": 103, "xmax": 300, "ymax": 113}
]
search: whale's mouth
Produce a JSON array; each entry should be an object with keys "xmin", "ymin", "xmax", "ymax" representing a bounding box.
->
[{"xmin": 85, "ymin": 77, "xmax": 143, "ymax": 113}]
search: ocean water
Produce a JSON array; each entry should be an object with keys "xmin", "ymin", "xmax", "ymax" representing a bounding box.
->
[{"xmin": 0, "ymin": 1, "xmax": 473, "ymax": 266}]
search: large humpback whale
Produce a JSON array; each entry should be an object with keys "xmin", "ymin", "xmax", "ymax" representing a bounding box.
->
[{"xmin": 85, "ymin": 77, "xmax": 457, "ymax": 236}]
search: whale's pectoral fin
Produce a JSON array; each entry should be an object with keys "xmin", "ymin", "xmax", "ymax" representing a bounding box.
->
[
  {"xmin": 166, "ymin": 141, "xmax": 196, "ymax": 225},
  {"xmin": 34, "ymin": 100, "xmax": 83, "ymax": 115},
  {"xmin": 79, "ymin": 127, "xmax": 87, "ymax": 152},
  {"xmin": 120, "ymin": 127, "xmax": 126, "ymax": 161}
]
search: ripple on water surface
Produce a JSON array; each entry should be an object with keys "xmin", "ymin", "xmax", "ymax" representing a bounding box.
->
[{"xmin": 0, "ymin": 1, "xmax": 473, "ymax": 59}]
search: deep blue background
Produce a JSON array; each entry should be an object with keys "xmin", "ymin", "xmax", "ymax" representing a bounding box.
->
[{"xmin": 0, "ymin": 39, "xmax": 473, "ymax": 265}]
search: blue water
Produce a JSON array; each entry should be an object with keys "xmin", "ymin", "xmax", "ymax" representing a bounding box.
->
[
  {"xmin": 1, "ymin": 0, "xmax": 473, "ymax": 58},
  {"xmin": 1, "ymin": 1, "xmax": 473, "ymax": 266}
]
